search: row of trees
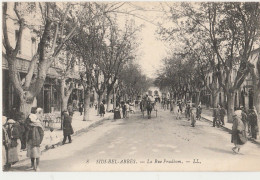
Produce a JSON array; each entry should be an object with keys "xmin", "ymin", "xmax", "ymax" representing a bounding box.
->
[
  {"xmin": 155, "ymin": 2, "xmax": 260, "ymax": 122},
  {"xmin": 2, "ymin": 2, "xmax": 150, "ymax": 121}
]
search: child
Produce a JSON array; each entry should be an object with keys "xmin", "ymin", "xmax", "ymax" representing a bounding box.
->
[{"xmin": 45, "ymin": 128, "xmax": 59, "ymax": 149}]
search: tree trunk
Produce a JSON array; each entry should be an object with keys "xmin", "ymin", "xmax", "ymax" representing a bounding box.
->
[
  {"xmin": 97, "ymin": 94, "xmax": 102, "ymax": 115},
  {"xmin": 106, "ymin": 90, "xmax": 112, "ymax": 112},
  {"xmin": 83, "ymin": 88, "xmax": 91, "ymax": 121},
  {"xmin": 195, "ymin": 91, "xmax": 201, "ymax": 108},
  {"xmin": 211, "ymin": 92, "xmax": 218, "ymax": 108},
  {"xmin": 20, "ymin": 98, "xmax": 33, "ymax": 119},
  {"xmin": 113, "ymin": 88, "xmax": 117, "ymax": 110},
  {"xmin": 61, "ymin": 98, "xmax": 68, "ymax": 111},
  {"xmin": 226, "ymin": 91, "xmax": 235, "ymax": 123}
]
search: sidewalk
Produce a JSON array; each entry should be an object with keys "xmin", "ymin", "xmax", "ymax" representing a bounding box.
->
[
  {"xmin": 200, "ymin": 107, "xmax": 232, "ymax": 131},
  {"xmin": 17, "ymin": 107, "xmax": 113, "ymax": 163},
  {"xmin": 200, "ymin": 106, "xmax": 260, "ymax": 144}
]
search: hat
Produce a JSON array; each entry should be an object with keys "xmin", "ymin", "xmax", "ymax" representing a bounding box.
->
[
  {"xmin": 36, "ymin": 108, "xmax": 43, "ymax": 114},
  {"xmin": 234, "ymin": 110, "xmax": 242, "ymax": 118},
  {"xmin": 2, "ymin": 116, "xmax": 7, "ymax": 125},
  {"xmin": 7, "ymin": 119, "xmax": 16, "ymax": 124},
  {"xmin": 29, "ymin": 114, "xmax": 38, "ymax": 123}
]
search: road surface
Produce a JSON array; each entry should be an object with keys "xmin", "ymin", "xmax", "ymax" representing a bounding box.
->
[{"xmin": 11, "ymin": 108, "xmax": 260, "ymax": 171}]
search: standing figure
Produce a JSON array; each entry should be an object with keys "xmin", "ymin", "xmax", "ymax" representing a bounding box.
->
[
  {"xmin": 62, "ymin": 111, "xmax": 74, "ymax": 145},
  {"xmin": 218, "ymin": 104, "xmax": 226, "ymax": 125},
  {"xmin": 113, "ymin": 104, "xmax": 121, "ymax": 120},
  {"xmin": 190, "ymin": 108, "xmax": 196, "ymax": 127},
  {"xmin": 196, "ymin": 105, "xmax": 202, "ymax": 121},
  {"xmin": 5, "ymin": 119, "xmax": 20, "ymax": 171},
  {"xmin": 2, "ymin": 116, "xmax": 10, "ymax": 171},
  {"xmin": 79, "ymin": 102, "xmax": 83, "ymax": 116},
  {"xmin": 177, "ymin": 100, "xmax": 182, "ymax": 114},
  {"xmin": 68, "ymin": 104, "xmax": 74, "ymax": 117},
  {"xmin": 122, "ymin": 102, "xmax": 127, "ymax": 118},
  {"xmin": 186, "ymin": 102, "xmax": 191, "ymax": 120},
  {"xmin": 248, "ymin": 107, "xmax": 259, "ymax": 139},
  {"xmin": 99, "ymin": 102, "xmax": 105, "ymax": 117},
  {"xmin": 213, "ymin": 108, "xmax": 219, "ymax": 127},
  {"xmin": 129, "ymin": 101, "xmax": 135, "ymax": 114},
  {"xmin": 231, "ymin": 110, "xmax": 247, "ymax": 154},
  {"xmin": 26, "ymin": 112, "xmax": 44, "ymax": 171}
]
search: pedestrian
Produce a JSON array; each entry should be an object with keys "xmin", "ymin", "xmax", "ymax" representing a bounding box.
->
[
  {"xmin": 2, "ymin": 116, "xmax": 10, "ymax": 171},
  {"xmin": 218, "ymin": 104, "xmax": 226, "ymax": 125},
  {"xmin": 26, "ymin": 110, "xmax": 44, "ymax": 171},
  {"xmin": 79, "ymin": 102, "xmax": 83, "ymax": 116},
  {"xmin": 247, "ymin": 106, "xmax": 259, "ymax": 139},
  {"xmin": 129, "ymin": 101, "xmax": 135, "ymax": 114},
  {"xmin": 4, "ymin": 118, "xmax": 20, "ymax": 171},
  {"xmin": 113, "ymin": 104, "xmax": 121, "ymax": 120},
  {"xmin": 68, "ymin": 103, "xmax": 74, "ymax": 117},
  {"xmin": 45, "ymin": 127, "xmax": 59, "ymax": 149},
  {"xmin": 99, "ymin": 101, "xmax": 105, "ymax": 117},
  {"xmin": 196, "ymin": 104, "xmax": 202, "ymax": 121},
  {"xmin": 186, "ymin": 101, "xmax": 191, "ymax": 120},
  {"xmin": 212, "ymin": 107, "xmax": 219, "ymax": 127},
  {"xmin": 35, "ymin": 108, "xmax": 45, "ymax": 128},
  {"xmin": 177, "ymin": 100, "xmax": 182, "ymax": 114},
  {"xmin": 62, "ymin": 111, "xmax": 74, "ymax": 145},
  {"xmin": 15, "ymin": 112, "xmax": 27, "ymax": 151},
  {"xmin": 122, "ymin": 102, "xmax": 126, "ymax": 118},
  {"xmin": 231, "ymin": 110, "xmax": 247, "ymax": 154}
]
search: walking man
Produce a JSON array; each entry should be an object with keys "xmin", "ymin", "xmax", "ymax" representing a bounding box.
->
[{"xmin": 218, "ymin": 104, "xmax": 226, "ymax": 125}]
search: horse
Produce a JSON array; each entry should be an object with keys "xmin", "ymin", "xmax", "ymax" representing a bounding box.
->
[
  {"xmin": 146, "ymin": 100, "xmax": 153, "ymax": 119},
  {"xmin": 140, "ymin": 97, "xmax": 154, "ymax": 119}
]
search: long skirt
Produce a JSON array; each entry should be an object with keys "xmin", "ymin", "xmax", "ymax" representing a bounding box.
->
[
  {"xmin": 2, "ymin": 146, "xmax": 7, "ymax": 166},
  {"xmin": 26, "ymin": 143, "xmax": 41, "ymax": 158},
  {"xmin": 114, "ymin": 111, "xmax": 121, "ymax": 119},
  {"xmin": 7, "ymin": 146, "xmax": 19, "ymax": 164}
]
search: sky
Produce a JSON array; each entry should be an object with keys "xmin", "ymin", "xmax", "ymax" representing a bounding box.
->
[{"xmin": 117, "ymin": 2, "xmax": 171, "ymax": 79}]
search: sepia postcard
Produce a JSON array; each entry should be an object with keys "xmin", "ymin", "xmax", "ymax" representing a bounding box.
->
[{"xmin": 1, "ymin": 0, "xmax": 260, "ymax": 174}]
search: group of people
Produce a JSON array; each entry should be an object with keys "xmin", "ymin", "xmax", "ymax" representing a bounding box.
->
[
  {"xmin": 231, "ymin": 106, "xmax": 259, "ymax": 154},
  {"xmin": 2, "ymin": 106, "xmax": 74, "ymax": 171},
  {"xmin": 174, "ymin": 100, "xmax": 202, "ymax": 127},
  {"xmin": 113, "ymin": 101, "xmax": 135, "ymax": 120},
  {"xmin": 212, "ymin": 104, "xmax": 226, "ymax": 127},
  {"xmin": 2, "ymin": 107, "xmax": 44, "ymax": 171}
]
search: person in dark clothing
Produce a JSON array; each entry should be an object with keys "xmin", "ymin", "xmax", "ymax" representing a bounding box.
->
[
  {"xmin": 113, "ymin": 104, "xmax": 121, "ymax": 120},
  {"xmin": 26, "ymin": 112, "xmax": 44, "ymax": 171},
  {"xmin": 4, "ymin": 119, "xmax": 20, "ymax": 170},
  {"xmin": 68, "ymin": 104, "xmax": 74, "ymax": 117},
  {"xmin": 218, "ymin": 104, "xmax": 226, "ymax": 125},
  {"xmin": 196, "ymin": 105, "xmax": 202, "ymax": 121},
  {"xmin": 99, "ymin": 102, "xmax": 105, "ymax": 117},
  {"xmin": 122, "ymin": 102, "xmax": 127, "ymax": 118},
  {"xmin": 62, "ymin": 111, "xmax": 74, "ymax": 145},
  {"xmin": 186, "ymin": 102, "xmax": 191, "ymax": 120},
  {"xmin": 79, "ymin": 102, "xmax": 83, "ymax": 116},
  {"xmin": 213, "ymin": 108, "xmax": 219, "ymax": 127},
  {"xmin": 248, "ymin": 107, "xmax": 259, "ymax": 139}
]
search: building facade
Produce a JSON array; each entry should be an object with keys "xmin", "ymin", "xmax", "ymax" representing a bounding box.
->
[
  {"xmin": 201, "ymin": 48, "xmax": 260, "ymax": 109},
  {"xmin": 2, "ymin": 4, "xmax": 83, "ymax": 116}
]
